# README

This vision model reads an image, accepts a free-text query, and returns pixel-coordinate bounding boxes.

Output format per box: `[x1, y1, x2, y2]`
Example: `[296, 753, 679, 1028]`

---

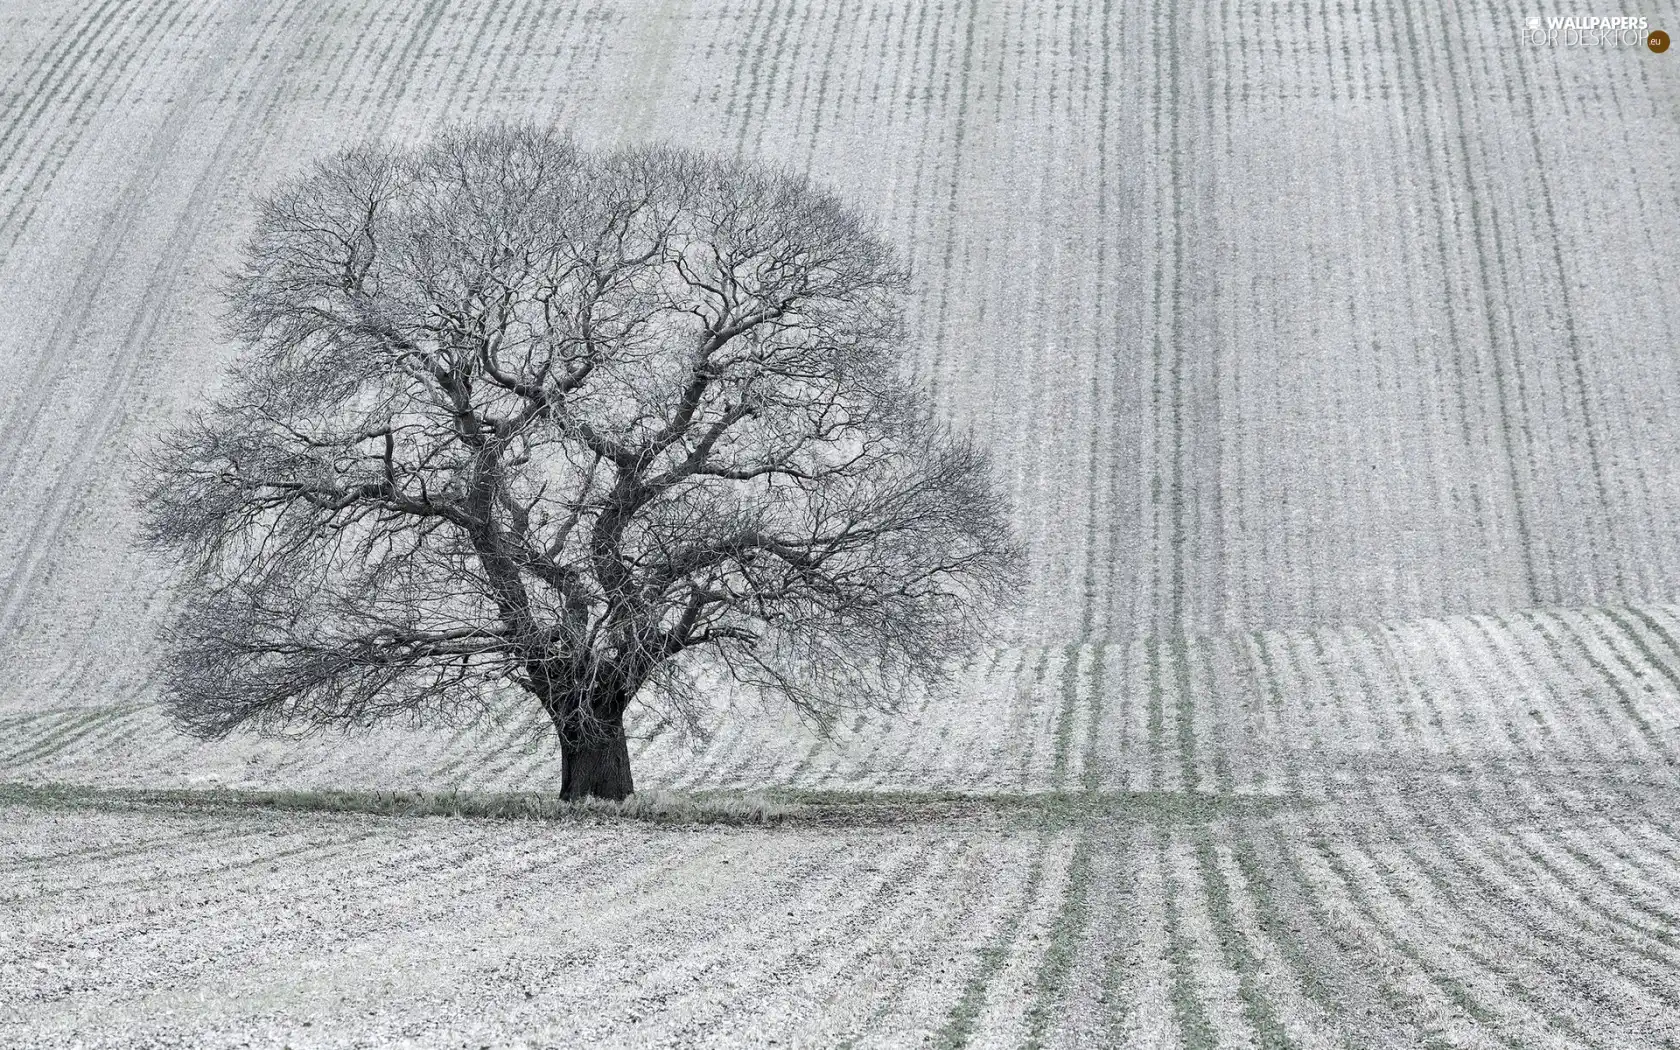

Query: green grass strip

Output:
[1309, 838, 1515, 1045]
[1228, 838, 1355, 1048]
[0, 781, 1309, 830]
[1081, 641, 1109, 792]
[0, 781, 791, 826]
[933, 850, 1047, 1049]
[1052, 642, 1084, 787]
[1171, 636, 1202, 794]
[1195, 837, 1297, 1048]
[1023, 832, 1095, 1048]
[1164, 865, 1220, 1050]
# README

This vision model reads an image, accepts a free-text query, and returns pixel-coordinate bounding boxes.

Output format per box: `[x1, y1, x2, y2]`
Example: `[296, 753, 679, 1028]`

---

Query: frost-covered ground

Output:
[6, 604, 1680, 1046]
[3, 0, 1680, 1045]
[1, 806, 1069, 1049]
[9, 603, 1680, 799]
[4, 768, 1679, 1048]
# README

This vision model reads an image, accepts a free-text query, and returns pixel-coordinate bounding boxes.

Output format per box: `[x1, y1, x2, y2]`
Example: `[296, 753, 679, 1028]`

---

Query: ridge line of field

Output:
[0, 781, 1306, 829]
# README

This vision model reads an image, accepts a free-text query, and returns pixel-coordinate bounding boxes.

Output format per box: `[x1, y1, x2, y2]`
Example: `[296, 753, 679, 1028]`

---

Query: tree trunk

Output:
[559, 716, 634, 801]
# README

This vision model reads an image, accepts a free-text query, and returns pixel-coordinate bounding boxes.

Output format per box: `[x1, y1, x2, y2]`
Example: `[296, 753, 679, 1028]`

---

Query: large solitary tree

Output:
[141, 125, 1018, 800]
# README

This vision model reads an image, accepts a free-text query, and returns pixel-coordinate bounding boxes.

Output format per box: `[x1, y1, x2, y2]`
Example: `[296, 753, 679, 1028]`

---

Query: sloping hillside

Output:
[1, 2, 1678, 726]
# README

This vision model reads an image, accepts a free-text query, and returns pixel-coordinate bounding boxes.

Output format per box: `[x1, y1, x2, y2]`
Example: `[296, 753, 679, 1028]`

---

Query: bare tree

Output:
[140, 125, 1019, 800]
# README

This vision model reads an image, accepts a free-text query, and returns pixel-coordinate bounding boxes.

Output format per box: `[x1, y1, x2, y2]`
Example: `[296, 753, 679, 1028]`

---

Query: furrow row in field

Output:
[0, 0, 337, 691]
[1, 814, 712, 1031]
[6, 782, 1680, 1047]
[3, 813, 1088, 1048]
[0, 0, 150, 194]
[1287, 609, 1680, 1046]
[7, 598, 1680, 802]
[0, 0, 240, 245]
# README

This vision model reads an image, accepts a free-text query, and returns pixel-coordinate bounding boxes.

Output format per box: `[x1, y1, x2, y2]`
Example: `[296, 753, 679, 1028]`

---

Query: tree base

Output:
[560, 728, 634, 801]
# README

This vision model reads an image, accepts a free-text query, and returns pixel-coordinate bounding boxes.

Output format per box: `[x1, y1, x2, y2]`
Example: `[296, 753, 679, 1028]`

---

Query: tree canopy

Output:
[141, 125, 1019, 798]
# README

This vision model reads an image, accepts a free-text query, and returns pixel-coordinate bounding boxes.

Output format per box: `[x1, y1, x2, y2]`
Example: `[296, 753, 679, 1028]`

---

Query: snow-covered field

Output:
[3, 0, 1680, 1045]
[7, 604, 1680, 1046]
[5, 714, 1680, 1047]
[8, 602, 1680, 799]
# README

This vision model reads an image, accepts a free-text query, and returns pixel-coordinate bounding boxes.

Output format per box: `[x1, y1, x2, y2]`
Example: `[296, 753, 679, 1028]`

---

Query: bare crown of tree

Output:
[141, 124, 1019, 799]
